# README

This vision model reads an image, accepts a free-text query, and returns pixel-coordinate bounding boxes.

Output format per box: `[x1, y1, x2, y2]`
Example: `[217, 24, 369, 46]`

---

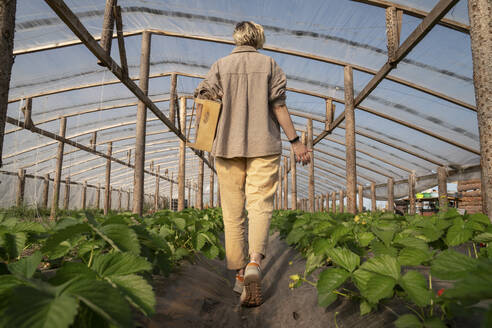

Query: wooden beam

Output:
[98, 0, 116, 64]
[113, 5, 128, 77]
[16, 168, 25, 206]
[0, 0, 16, 168]
[178, 97, 186, 211]
[170, 73, 178, 126]
[409, 172, 416, 214]
[284, 157, 289, 209]
[81, 180, 87, 209]
[170, 172, 174, 210]
[386, 6, 399, 63]
[358, 184, 364, 212]
[63, 176, 70, 210]
[307, 119, 315, 212]
[50, 117, 66, 219]
[104, 142, 112, 215]
[154, 165, 160, 212]
[325, 99, 334, 130]
[198, 156, 204, 210]
[96, 183, 101, 209]
[438, 166, 448, 211]
[279, 164, 283, 209]
[339, 190, 345, 213]
[387, 177, 394, 212]
[345, 66, 357, 214]
[43, 174, 50, 208]
[351, 0, 470, 33]
[331, 191, 336, 213]
[290, 146, 297, 210]
[132, 30, 151, 216]
[118, 188, 122, 211]
[371, 182, 376, 212]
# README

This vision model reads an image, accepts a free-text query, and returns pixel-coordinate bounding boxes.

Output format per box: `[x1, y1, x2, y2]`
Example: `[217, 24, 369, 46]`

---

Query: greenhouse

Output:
[0, 0, 490, 327]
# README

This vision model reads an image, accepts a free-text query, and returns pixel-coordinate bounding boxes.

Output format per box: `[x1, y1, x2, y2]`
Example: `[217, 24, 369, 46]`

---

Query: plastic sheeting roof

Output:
[1, 0, 480, 204]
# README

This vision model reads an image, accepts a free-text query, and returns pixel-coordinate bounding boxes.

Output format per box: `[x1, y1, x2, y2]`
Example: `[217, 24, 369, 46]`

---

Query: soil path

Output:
[142, 232, 400, 328]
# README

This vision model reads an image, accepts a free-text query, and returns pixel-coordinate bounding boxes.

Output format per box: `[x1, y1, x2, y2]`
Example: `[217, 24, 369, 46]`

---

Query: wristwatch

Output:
[289, 136, 300, 144]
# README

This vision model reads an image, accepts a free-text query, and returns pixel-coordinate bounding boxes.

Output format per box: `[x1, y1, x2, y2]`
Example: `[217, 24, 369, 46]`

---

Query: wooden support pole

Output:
[325, 99, 334, 130]
[187, 180, 191, 208]
[387, 177, 394, 212]
[109, 186, 112, 211]
[81, 180, 87, 209]
[371, 182, 377, 212]
[358, 184, 364, 212]
[279, 164, 284, 209]
[209, 154, 214, 208]
[22, 98, 33, 129]
[154, 165, 160, 212]
[320, 195, 325, 212]
[16, 169, 25, 206]
[104, 142, 112, 215]
[50, 117, 67, 219]
[326, 193, 330, 212]
[43, 174, 50, 208]
[118, 188, 122, 211]
[198, 156, 204, 210]
[344, 66, 357, 214]
[437, 166, 448, 211]
[170, 73, 177, 126]
[339, 190, 344, 213]
[98, 0, 116, 64]
[331, 191, 336, 213]
[0, 0, 16, 168]
[275, 187, 279, 210]
[283, 157, 288, 209]
[386, 6, 399, 63]
[132, 31, 151, 216]
[127, 149, 131, 165]
[217, 183, 221, 207]
[468, 0, 492, 219]
[63, 176, 70, 210]
[178, 97, 187, 211]
[409, 172, 416, 214]
[307, 119, 315, 212]
[90, 131, 97, 151]
[96, 183, 101, 209]
[170, 172, 174, 210]
[290, 146, 297, 210]
[113, 5, 128, 77]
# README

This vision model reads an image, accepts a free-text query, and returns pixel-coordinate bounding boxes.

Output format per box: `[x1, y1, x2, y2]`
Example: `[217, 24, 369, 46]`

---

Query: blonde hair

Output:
[233, 21, 265, 49]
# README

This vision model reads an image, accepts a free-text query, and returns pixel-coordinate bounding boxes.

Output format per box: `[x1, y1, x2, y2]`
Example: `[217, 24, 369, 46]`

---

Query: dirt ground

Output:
[140, 232, 404, 328]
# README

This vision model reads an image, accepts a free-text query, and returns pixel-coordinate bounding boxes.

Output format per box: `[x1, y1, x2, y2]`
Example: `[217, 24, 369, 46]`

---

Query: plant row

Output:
[271, 209, 492, 328]
[0, 208, 225, 328]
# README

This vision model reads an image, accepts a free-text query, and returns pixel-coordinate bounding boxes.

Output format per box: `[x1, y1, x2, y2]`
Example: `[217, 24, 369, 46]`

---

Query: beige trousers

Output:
[215, 154, 280, 270]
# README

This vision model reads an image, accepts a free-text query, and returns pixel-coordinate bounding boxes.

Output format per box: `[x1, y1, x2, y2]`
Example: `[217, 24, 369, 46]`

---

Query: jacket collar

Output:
[231, 45, 258, 54]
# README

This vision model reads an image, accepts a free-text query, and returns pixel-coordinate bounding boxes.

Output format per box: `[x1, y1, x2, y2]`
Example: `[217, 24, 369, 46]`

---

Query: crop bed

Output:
[271, 209, 492, 327]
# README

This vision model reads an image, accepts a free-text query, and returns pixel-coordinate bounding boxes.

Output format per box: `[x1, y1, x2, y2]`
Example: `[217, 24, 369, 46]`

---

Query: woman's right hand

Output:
[292, 141, 312, 165]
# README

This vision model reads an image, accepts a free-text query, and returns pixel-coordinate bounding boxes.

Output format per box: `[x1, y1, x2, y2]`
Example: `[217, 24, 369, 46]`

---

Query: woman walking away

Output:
[194, 21, 311, 307]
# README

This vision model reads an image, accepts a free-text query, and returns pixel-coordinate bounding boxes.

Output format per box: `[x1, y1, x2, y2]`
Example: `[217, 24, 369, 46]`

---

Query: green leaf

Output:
[423, 317, 447, 328]
[317, 289, 337, 307]
[399, 270, 432, 306]
[65, 278, 132, 328]
[398, 247, 433, 266]
[312, 238, 334, 256]
[326, 247, 360, 273]
[370, 241, 398, 257]
[446, 224, 473, 246]
[364, 274, 395, 303]
[108, 274, 155, 316]
[286, 229, 305, 245]
[359, 254, 400, 281]
[194, 232, 207, 251]
[418, 226, 443, 242]
[317, 268, 350, 295]
[431, 249, 477, 280]
[0, 286, 78, 328]
[172, 217, 186, 231]
[0, 275, 27, 295]
[202, 245, 219, 259]
[4, 232, 27, 258]
[394, 236, 429, 251]
[474, 232, 492, 243]
[443, 259, 492, 301]
[469, 213, 490, 225]
[305, 252, 325, 275]
[91, 253, 152, 278]
[357, 232, 375, 247]
[359, 300, 372, 316]
[352, 268, 374, 291]
[371, 226, 395, 247]
[331, 226, 351, 244]
[50, 262, 97, 285]
[41, 223, 90, 259]
[7, 251, 42, 279]
[100, 224, 141, 254]
[11, 221, 46, 233]
[395, 314, 422, 328]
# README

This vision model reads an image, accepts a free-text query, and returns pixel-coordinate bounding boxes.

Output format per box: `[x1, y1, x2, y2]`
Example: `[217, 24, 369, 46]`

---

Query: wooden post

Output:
[198, 156, 204, 210]
[154, 165, 160, 212]
[50, 117, 67, 219]
[81, 180, 87, 209]
[127, 190, 131, 211]
[209, 154, 214, 208]
[468, 0, 492, 219]
[290, 146, 297, 210]
[22, 98, 33, 129]
[387, 178, 394, 212]
[279, 164, 284, 209]
[113, 5, 128, 77]
[326, 193, 330, 212]
[358, 185, 364, 212]
[16, 169, 25, 207]
[132, 31, 151, 216]
[99, 0, 116, 59]
[371, 182, 377, 212]
[339, 190, 344, 213]
[109, 186, 112, 211]
[118, 189, 122, 211]
[187, 180, 191, 208]
[43, 174, 50, 208]
[0, 0, 16, 168]
[104, 142, 112, 215]
[170, 172, 174, 210]
[307, 119, 315, 212]
[331, 191, 336, 213]
[275, 187, 279, 210]
[178, 97, 187, 211]
[63, 176, 70, 210]
[325, 99, 334, 130]
[344, 66, 357, 214]
[386, 6, 399, 63]
[170, 73, 177, 126]
[96, 183, 101, 209]
[438, 166, 448, 211]
[409, 172, 416, 214]
[90, 131, 97, 150]
[217, 182, 221, 207]
[320, 195, 324, 212]
[283, 157, 288, 209]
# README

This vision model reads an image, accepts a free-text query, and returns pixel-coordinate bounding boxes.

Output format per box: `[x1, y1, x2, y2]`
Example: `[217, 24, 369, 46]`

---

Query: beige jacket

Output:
[194, 45, 287, 158]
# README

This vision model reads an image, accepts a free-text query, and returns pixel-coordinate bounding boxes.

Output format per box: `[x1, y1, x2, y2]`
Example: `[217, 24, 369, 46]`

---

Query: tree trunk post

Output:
[154, 165, 160, 212]
[50, 117, 67, 219]
[217, 183, 221, 207]
[118, 188, 122, 211]
[209, 154, 214, 208]
[409, 172, 416, 214]
[96, 183, 101, 209]
[43, 174, 50, 208]
[104, 142, 112, 215]
[387, 177, 394, 212]
[468, 0, 492, 220]
[178, 96, 186, 211]
[16, 168, 25, 207]
[132, 31, 151, 216]
[279, 164, 283, 209]
[344, 66, 357, 214]
[0, 0, 16, 168]
[339, 190, 345, 213]
[326, 193, 330, 212]
[170, 172, 174, 210]
[331, 191, 336, 213]
[198, 156, 204, 209]
[283, 157, 288, 209]
[358, 184, 364, 212]
[127, 190, 131, 211]
[81, 180, 87, 209]
[290, 146, 297, 210]
[307, 119, 315, 212]
[99, 0, 116, 59]
[170, 73, 177, 126]
[371, 182, 377, 212]
[63, 176, 70, 210]
[438, 166, 448, 211]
